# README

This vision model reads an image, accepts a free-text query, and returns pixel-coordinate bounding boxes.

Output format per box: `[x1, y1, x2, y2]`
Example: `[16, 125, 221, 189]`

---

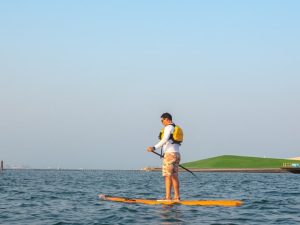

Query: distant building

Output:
[141, 167, 161, 171]
[288, 157, 300, 160]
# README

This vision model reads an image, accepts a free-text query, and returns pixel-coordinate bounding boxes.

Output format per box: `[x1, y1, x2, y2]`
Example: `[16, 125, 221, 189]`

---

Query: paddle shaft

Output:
[152, 151, 198, 178]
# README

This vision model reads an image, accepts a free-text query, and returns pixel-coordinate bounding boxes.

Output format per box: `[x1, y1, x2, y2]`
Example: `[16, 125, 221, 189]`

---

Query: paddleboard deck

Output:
[98, 194, 243, 207]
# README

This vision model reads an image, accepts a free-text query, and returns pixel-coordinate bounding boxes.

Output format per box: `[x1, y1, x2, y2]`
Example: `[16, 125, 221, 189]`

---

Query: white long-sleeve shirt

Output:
[154, 124, 180, 153]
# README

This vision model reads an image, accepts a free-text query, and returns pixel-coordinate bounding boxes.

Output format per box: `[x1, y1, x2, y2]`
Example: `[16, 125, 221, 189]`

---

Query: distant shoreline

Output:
[142, 167, 287, 173]
[181, 168, 286, 173]
[2, 168, 289, 173]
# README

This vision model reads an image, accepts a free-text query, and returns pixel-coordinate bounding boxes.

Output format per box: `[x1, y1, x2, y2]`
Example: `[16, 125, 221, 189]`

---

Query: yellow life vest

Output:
[158, 124, 183, 145]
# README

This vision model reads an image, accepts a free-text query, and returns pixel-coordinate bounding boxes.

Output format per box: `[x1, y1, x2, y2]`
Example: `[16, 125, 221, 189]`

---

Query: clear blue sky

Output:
[0, 0, 299, 169]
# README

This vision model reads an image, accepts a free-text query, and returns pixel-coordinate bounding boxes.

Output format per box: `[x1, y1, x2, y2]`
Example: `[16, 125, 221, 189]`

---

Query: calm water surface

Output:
[1, 170, 300, 224]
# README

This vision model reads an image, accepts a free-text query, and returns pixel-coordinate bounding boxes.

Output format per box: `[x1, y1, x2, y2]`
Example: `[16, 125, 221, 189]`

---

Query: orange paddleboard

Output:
[98, 194, 242, 207]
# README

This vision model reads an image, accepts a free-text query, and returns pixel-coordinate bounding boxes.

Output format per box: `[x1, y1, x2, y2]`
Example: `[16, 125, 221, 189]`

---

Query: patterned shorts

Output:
[162, 152, 181, 177]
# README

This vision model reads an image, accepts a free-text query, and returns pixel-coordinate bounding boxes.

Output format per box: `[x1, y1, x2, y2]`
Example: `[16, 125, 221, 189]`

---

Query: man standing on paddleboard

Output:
[147, 113, 182, 201]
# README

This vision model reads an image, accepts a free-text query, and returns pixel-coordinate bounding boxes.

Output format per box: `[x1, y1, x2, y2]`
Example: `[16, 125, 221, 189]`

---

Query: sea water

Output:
[1, 170, 300, 225]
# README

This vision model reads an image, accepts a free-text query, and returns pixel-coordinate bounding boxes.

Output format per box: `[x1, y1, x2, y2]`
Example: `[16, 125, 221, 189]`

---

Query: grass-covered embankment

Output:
[181, 155, 300, 169]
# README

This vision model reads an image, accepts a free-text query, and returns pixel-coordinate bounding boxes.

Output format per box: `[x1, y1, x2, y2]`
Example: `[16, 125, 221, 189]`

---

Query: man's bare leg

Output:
[165, 176, 172, 199]
[171, 175, 180, 200]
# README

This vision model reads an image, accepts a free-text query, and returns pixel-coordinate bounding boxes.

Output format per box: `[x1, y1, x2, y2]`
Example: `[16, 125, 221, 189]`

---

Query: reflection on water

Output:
[158, 205, 183, 225]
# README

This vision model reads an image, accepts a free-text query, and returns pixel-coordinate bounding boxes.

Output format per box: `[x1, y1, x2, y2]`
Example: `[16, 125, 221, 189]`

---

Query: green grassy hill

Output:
[181, 155, 300, 169]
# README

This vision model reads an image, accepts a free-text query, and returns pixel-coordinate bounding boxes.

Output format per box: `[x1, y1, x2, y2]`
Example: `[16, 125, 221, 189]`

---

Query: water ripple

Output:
[1, 170, 300, 224]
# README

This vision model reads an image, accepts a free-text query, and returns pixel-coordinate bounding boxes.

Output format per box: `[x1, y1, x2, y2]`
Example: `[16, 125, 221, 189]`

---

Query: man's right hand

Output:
[147, 147, 155, 152]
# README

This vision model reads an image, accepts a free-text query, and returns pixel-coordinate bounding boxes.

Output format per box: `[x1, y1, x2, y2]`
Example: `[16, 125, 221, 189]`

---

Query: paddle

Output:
[152, 151, 198, 178]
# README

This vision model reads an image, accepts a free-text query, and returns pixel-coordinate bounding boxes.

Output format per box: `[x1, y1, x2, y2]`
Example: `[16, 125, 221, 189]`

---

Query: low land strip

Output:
[143, 155, 300, 173]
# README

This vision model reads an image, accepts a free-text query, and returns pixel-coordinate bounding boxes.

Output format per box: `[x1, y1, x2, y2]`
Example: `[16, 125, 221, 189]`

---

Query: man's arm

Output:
[147, 125, 172, 152]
